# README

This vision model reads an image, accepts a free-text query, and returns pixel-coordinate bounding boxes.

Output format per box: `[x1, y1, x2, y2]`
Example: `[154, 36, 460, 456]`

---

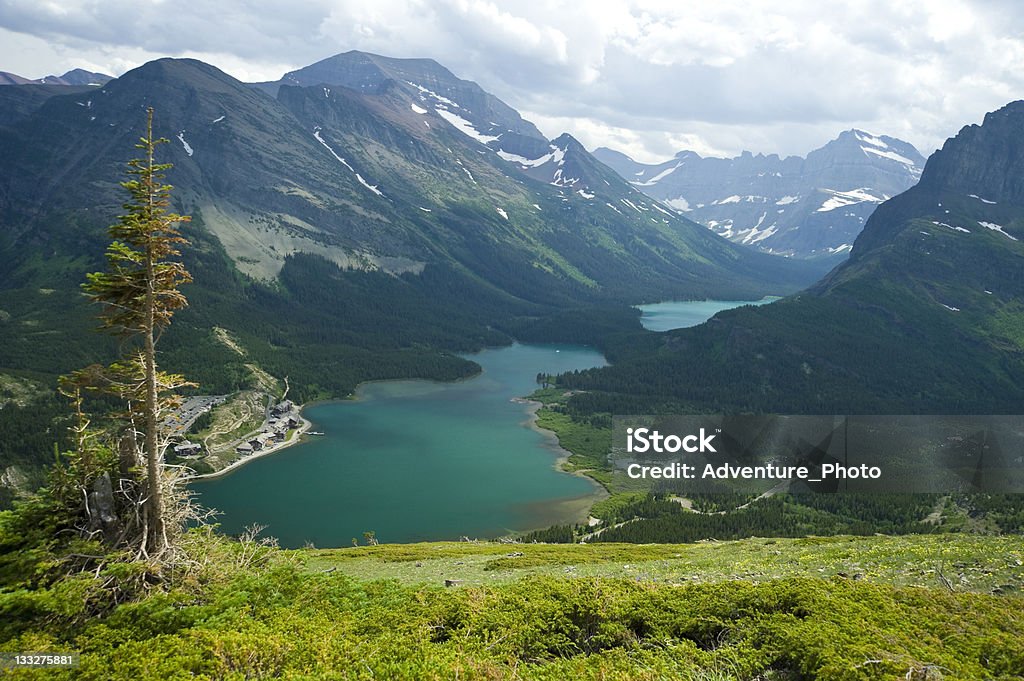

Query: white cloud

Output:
[1, 1, 1023, 161]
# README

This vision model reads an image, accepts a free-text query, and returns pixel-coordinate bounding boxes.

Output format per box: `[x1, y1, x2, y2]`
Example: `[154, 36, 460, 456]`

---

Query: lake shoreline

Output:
[191, 360, 493, 482]
[188, 343, 589, 485]
[514, 396, 610, 520]
[188, 411, 314, 482]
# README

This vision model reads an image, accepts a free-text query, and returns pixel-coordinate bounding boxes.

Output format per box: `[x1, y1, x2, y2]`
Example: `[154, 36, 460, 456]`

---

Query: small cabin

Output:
[174, 441, 203, 457]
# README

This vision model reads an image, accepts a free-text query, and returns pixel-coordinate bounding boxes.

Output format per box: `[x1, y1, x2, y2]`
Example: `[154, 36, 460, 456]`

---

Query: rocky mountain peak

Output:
[593, 129, 927, 259]
[281, 51, 458, 93]
[917, 100, 1024, 204]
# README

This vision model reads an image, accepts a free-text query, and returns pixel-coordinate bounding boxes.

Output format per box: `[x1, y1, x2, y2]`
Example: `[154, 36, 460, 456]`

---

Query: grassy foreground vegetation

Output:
[308, 534, 1024, 592]
[1, 514, 1021, 680]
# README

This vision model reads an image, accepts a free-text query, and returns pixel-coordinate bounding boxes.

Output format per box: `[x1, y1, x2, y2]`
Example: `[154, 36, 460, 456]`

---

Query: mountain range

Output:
[0, 49, 1018, 420]
[0, 68, 112, 86]
[565, 101, 1024, 414]
[594, 131, 926, 259]
[0, 51, 823, 396]
[0, 53, 820, 297]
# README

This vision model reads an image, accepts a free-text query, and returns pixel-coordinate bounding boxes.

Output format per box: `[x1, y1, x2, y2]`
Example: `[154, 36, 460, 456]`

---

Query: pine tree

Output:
[82, 107, 193, 559]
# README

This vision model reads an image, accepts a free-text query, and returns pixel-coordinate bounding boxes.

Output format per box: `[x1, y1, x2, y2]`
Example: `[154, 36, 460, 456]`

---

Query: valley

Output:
[0, 52, 825, 511]
[188, 300, 768, 547]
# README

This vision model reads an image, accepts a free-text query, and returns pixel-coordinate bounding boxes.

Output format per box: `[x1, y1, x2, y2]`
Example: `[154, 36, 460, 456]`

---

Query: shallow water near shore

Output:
[192, 343, 607, 548]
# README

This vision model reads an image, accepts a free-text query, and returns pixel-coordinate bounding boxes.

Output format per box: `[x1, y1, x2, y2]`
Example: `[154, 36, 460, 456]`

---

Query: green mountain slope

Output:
[0, 54, 822, 300]
[560, 101, 1024, 414]
[0, 55, 821, 390]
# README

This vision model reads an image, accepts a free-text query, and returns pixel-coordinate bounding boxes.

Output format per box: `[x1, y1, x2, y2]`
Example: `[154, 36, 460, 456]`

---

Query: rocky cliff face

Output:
[917, 101, 1024, 204]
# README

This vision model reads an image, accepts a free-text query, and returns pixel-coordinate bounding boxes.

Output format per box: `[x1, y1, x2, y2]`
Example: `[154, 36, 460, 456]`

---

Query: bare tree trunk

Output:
[143, 111, 167, 557]
[144, 322, 165, 554]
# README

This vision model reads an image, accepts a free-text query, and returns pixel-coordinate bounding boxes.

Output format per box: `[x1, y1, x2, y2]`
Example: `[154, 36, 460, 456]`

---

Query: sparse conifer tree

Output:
[81, 107, 194, 559]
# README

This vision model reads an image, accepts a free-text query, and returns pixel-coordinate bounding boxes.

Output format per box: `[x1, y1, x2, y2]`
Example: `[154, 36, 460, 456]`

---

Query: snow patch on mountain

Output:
[708, 219, 735, 238]
[435, 109, 499, 144]
[979, 221, 1018, 241]
[407, 82, 459, 108]
[740, 213, 776, 245]
[355, 174, 383, 197]
[313, 127, 354, 171]
[861, 146, 918, 167]
[665, 197, 691, 212]
[313, 127, 385, 197]
[816, 188, 884, 212]
[410, 103, 428, 114]
[176, 132, 193, 157]
[746, 225, 777, 244]
[633, 162, 682, 186]
[714, 195, 766, 205]
[854, 130, 888, 149]
[933, 221, 970, 233]
[498, 145, 565, 168]
[550, 167, 579, 187]
[454, 159, 476, 183]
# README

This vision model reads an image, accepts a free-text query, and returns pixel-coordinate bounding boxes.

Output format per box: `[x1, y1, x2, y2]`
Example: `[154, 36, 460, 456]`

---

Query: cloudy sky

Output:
[1, 0, 1022, 162]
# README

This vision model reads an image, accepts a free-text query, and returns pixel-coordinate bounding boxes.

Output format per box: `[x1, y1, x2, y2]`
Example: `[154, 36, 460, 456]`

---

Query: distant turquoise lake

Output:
[637, 297, 778, 331]
[192, 343, 607, 548]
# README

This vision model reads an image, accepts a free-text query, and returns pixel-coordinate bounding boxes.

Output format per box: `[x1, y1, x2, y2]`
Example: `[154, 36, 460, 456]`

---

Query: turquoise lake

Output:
[192, 343, 607, 548]
[192, 301, 771, 548]
[637, 297, 778, 331]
